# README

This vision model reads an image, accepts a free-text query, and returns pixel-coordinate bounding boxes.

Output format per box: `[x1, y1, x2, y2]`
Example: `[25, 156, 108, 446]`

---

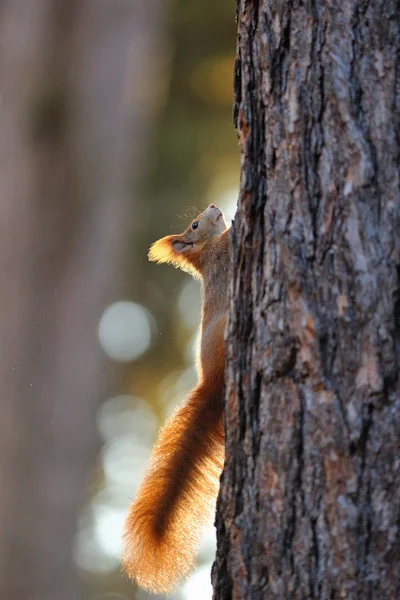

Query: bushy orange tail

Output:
[122, 382, 224, 594]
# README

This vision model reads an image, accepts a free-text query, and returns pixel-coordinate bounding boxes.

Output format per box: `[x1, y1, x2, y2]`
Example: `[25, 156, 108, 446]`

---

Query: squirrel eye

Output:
[191, 221, 199, 230]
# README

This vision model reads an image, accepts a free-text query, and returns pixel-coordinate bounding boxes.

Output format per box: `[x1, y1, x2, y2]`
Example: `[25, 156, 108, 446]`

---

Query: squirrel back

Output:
[123, 205, 230, 593]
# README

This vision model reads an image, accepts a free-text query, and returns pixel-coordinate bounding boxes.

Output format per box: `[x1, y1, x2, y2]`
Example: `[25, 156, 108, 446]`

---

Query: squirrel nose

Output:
[209, 204, 215, 209]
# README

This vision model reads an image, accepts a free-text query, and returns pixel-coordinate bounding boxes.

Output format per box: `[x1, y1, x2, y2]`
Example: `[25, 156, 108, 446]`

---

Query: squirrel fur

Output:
[122, 204, 230, 594]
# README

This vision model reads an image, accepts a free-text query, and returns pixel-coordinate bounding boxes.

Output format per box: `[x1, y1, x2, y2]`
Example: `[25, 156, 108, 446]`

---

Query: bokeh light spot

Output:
[98, 301, 153, 362]
[97, 395, 157, 445]
[182, 564, 213, 600]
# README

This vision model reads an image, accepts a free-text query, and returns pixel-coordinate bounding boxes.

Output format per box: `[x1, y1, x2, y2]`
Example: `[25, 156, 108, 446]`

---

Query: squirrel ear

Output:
[172, 239, 191, 253]
[148, 234, 200, 277]
[148, 235, 189, 264]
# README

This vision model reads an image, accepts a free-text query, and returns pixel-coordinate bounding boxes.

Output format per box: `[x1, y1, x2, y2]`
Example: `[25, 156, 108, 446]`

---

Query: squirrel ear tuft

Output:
[148, 235, 199, 277]
[148, 236, 174, 264]
[148, 235, 190, 265]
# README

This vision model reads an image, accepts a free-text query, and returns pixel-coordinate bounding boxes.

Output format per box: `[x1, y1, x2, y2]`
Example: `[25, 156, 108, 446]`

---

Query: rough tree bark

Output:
[0, 2, 166, 599]
[214, 0, 400, 599]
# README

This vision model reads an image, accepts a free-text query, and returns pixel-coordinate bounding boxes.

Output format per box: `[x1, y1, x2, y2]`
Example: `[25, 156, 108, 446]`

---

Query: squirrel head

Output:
[148, 204, 228, 277]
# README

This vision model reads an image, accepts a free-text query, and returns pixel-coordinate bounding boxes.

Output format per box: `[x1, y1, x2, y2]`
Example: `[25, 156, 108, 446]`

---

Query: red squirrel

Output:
[123, 204, 230, 594]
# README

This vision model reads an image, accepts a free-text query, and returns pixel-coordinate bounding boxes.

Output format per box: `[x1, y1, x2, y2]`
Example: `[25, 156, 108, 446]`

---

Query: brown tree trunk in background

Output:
[214, 0, 400, 598]
[0, 2, 166, 599]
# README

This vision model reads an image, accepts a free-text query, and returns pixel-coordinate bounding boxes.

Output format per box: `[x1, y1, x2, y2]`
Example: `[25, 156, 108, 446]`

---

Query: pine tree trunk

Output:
[213, 0, 400, 598]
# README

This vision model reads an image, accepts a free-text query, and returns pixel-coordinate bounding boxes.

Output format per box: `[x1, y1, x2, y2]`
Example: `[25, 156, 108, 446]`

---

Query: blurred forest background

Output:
[0, 2, 238, 600]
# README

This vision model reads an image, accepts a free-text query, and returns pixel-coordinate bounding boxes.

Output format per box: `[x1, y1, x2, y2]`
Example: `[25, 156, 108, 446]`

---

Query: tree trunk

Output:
[0, 2, 165, 599]
[214, 0, 400, 598]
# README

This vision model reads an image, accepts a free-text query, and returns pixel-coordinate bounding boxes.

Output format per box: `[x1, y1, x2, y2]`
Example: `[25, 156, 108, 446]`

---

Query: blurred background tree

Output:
[0, 1, 237, 600]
